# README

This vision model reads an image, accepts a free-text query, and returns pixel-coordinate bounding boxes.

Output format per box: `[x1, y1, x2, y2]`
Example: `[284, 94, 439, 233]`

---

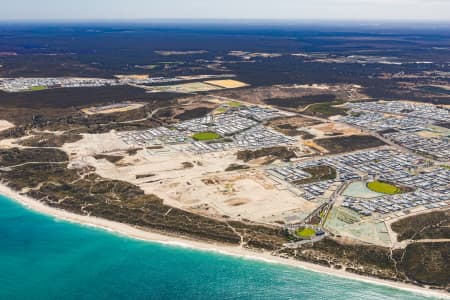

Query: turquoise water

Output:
[0, 194, 438, 300]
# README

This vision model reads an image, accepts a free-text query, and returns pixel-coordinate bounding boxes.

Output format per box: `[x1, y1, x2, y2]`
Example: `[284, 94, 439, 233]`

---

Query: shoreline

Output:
[0, 183, 448, 299]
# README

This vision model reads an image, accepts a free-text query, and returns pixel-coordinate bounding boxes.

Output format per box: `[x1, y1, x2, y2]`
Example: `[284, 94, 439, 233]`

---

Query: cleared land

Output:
[308, 122, 362, 138]
[324, 207, 391, 247]
[94, 154, 124, 164]
[60, 135, 318, 224]
[205, 80, 248, 89]
[81, 102, 145, 115]
[147, 82, 222, 93]
[147, 80, 248, 94]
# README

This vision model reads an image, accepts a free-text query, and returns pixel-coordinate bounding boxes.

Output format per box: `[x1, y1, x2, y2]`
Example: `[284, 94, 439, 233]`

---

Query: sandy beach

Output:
[0, 183, 448, 299]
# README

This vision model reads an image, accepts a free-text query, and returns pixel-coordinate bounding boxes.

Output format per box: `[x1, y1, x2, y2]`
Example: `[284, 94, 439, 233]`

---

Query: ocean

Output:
[0, 194, 438, 300]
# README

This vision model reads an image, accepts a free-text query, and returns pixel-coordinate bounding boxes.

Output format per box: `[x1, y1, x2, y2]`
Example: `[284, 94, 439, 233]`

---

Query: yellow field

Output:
[205, 79, 248, 89]
[417, 130, 441, 138]
[115, 74, 149, 80]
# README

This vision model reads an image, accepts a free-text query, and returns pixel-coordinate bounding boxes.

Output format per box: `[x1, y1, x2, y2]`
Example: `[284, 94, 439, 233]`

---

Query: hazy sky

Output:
[2, 0, 450, 21]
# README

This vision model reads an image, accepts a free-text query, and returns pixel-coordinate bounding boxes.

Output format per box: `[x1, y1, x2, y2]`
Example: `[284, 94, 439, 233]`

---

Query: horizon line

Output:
[1, 18, 450, 25]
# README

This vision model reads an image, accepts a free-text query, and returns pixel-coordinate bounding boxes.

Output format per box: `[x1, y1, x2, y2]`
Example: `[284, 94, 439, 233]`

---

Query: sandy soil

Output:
[63, 134, 318, 224]
[115, 74, 150, 80]
[304, 140, 328, 153]
[417, 130, 443, 138]
[147, 169, 317, 223]
[0, 183, 447, 300]
[0, 120, 14, 132]
[63, 132, 129, 158]
[81, 103, 145, 115]
[205, 79, 248, 89]
[0, 137, 18, 148]
[309, 122, 362, 138]
[147, 82, 222, 93]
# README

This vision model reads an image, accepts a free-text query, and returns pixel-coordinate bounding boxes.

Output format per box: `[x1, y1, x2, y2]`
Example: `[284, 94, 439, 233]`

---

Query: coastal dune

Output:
[0, 183, 448, 300]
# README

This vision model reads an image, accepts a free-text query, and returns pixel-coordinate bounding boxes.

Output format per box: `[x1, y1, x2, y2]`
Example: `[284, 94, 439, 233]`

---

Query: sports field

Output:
[296, 227, 316, 238]
[191, 132, 222, 141]
[30, 86, 48, 91]
[367, 181, 401, 195]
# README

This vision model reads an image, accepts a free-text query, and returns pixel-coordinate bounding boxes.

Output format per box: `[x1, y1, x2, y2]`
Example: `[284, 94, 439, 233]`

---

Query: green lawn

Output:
[215, 107, 228, 114]
[227, 101, 242, 108]
[367, 181, 401, 195]
[296, 227, 316, 238]
[29, 86, 48, 91]
[191, 132, 222, 141]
